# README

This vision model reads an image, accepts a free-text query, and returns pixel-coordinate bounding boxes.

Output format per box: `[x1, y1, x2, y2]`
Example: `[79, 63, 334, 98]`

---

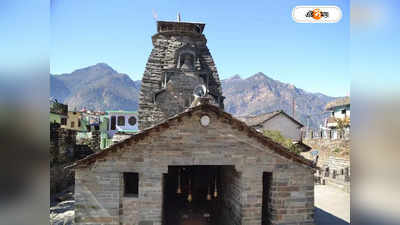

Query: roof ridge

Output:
[66, 104, 313, 169]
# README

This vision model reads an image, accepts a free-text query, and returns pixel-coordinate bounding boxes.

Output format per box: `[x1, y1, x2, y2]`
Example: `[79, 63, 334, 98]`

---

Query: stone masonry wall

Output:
[139, 27, 224, 130]
[74, 109, 315, 225]
[220, 166, 242, 225]
[302, 138, 350, 167]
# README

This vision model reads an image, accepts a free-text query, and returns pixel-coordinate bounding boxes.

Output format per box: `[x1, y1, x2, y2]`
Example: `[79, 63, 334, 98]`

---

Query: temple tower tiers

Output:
[138, 20, 225, 130]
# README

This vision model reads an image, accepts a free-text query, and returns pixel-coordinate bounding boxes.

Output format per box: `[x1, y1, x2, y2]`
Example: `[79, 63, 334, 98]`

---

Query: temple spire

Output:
[177, 12, 181, 22]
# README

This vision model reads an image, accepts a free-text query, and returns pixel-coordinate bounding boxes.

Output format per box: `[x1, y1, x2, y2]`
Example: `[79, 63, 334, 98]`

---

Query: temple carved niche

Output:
[139, 20, 225, 130]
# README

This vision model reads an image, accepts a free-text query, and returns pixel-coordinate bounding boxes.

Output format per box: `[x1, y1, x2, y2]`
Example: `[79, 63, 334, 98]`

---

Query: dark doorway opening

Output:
[262, 172, 273, 225]
[162, 165, 241, 225]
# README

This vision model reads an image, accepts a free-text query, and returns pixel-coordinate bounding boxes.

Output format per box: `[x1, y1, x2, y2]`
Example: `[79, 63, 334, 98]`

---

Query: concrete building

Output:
[61, 111, 84, 131]
[324, 97, 350, 129]
[49, 99, 68, 125]
[240, 110, 304, 142]
[320, 97, 350, 139]
[105, 110, 139, 136]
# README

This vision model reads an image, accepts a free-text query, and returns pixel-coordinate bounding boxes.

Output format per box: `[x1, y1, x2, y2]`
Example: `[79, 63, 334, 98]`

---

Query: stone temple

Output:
[138, 20, 224, 130]
[69, 19, 315, 225]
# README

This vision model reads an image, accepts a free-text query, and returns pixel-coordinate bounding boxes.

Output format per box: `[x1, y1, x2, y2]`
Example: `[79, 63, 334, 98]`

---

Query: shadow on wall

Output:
[315, 208, 349, 225]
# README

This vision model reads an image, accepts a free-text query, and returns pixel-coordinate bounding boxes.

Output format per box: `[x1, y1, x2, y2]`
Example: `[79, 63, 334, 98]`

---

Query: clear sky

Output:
[50, 0, 349, 97]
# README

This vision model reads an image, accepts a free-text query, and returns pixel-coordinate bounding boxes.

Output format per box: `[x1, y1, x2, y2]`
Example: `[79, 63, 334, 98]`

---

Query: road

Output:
[314, 185, 350, 225]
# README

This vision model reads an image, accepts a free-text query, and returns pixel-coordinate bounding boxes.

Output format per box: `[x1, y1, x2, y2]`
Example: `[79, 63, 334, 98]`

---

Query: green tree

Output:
[263, 130, 301, 154]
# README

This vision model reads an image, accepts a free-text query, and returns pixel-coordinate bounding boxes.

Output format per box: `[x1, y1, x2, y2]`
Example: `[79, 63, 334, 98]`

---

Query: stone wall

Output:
[138, 23, 224, 130]
[220, 166, 242, 225]
[302, 138, 350, 167]
[74, 109, 314, 225]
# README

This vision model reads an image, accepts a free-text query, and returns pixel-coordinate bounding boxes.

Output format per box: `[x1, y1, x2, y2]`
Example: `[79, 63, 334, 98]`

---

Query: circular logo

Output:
[312, 8, 322, 20]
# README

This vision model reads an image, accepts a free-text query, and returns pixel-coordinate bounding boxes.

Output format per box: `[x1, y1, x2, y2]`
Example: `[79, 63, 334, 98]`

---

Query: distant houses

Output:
[320, 96, 350, 139]
[239, 110, 311, 152]
[239, 110, 304, 141]
[49, 99, 138, 151]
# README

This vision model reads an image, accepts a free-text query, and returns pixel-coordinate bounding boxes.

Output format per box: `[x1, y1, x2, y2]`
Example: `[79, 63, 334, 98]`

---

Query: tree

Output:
[263, 130, 301, 154]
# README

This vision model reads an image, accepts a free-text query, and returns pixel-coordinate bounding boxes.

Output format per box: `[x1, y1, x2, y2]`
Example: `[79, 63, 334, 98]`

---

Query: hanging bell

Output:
[187, 193, 193, 203]
[176, 174, 182, 194]
[187, 179, 192, 203]
[213, 177, 218, 198]
[206, 185, 212, 201]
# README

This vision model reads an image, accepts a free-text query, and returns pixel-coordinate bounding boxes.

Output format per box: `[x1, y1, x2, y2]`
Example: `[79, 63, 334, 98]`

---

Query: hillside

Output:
[50, 64, 340, 128]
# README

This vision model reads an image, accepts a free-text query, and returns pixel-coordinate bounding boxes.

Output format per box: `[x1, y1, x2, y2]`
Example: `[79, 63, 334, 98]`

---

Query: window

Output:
[111, 116, 116, 130]
[78, 120, 81, 127]
[123, 172, 139, 197]
[71, 121, 75, 128]
[341, 109, 346, 114]
[128, 116, 137, 126]
[61, 118, 67, 125]
[118, 116, 125, 126]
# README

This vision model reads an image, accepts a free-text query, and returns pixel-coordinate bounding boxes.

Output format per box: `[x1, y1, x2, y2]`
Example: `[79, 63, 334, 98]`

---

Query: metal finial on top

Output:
[177, 12, 181, 22]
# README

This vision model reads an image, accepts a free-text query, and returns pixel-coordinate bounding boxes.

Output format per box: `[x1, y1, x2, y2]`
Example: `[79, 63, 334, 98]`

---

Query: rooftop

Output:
[240, 110, 304, 127]
[325, 97, 350, 110]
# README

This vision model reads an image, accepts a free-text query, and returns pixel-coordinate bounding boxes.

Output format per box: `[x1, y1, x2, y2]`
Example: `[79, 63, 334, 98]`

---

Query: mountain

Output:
[50, 64, 340, 128]
[222, 72, 339, 128]
[50, 63, 141, 111]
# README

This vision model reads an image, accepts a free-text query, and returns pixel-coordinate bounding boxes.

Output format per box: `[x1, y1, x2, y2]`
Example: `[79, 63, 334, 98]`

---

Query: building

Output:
[105, 111, 139, 136]
[61, 111, 84, 131]
[68, 19, 315, 225]
[321, 97, 350, 139]
[138, 20, 225, 130]
[68, 103, 315, 225]
[240, 110, 304, 141]
[49, 99, 68, 125]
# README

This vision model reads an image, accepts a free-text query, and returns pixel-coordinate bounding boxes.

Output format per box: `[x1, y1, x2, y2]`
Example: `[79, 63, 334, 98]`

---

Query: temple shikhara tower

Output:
[138, 18, 225, 130]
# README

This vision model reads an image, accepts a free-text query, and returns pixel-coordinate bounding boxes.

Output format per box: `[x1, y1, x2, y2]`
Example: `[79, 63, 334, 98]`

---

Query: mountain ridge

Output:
[50, 63, 341, 128]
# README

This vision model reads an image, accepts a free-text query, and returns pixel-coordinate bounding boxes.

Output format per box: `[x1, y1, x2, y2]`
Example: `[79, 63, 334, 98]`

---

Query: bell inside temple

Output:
[163, 165, 236, 225]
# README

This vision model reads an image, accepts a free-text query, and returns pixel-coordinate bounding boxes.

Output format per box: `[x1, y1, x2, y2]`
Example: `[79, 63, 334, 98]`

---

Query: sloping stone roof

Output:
[325, 96, 350, 110]
[66, 104, 314, 169]
[241, 110, 304, 127]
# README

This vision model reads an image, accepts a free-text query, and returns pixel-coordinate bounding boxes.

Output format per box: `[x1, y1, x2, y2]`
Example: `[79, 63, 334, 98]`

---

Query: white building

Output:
[105, 111, 139, 138]
[239, 110, 304, 141]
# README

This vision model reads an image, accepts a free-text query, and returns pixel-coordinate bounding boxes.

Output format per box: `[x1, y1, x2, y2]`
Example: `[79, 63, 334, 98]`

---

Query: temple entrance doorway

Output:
[162, 165, 241, 225]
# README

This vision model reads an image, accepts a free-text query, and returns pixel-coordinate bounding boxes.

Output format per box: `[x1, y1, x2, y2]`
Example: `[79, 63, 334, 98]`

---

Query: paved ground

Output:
[314, 185, 350, 225]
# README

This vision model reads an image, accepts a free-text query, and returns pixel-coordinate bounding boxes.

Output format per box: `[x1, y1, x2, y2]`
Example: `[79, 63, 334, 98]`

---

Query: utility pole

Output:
[292, 96, 295, 118]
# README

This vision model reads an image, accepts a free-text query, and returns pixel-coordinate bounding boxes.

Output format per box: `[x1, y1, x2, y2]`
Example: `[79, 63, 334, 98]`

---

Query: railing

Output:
[303, 128, 350, 140]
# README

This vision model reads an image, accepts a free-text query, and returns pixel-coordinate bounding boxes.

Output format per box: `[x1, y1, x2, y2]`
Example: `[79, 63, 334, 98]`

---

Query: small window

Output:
[78, 120, 81, 127]
[124, 172, 139, 197]
[71, 121, 75, 128]
[111, 116, 116, 130]
[128, 116, 137, 126]
[341, 109, 346, 114]
[118, 116, 125, 126]
[61, 118, 67, 125]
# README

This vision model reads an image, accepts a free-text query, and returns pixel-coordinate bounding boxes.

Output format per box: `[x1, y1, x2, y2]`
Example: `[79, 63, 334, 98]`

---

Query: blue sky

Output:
[50, 0, 349, 97]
